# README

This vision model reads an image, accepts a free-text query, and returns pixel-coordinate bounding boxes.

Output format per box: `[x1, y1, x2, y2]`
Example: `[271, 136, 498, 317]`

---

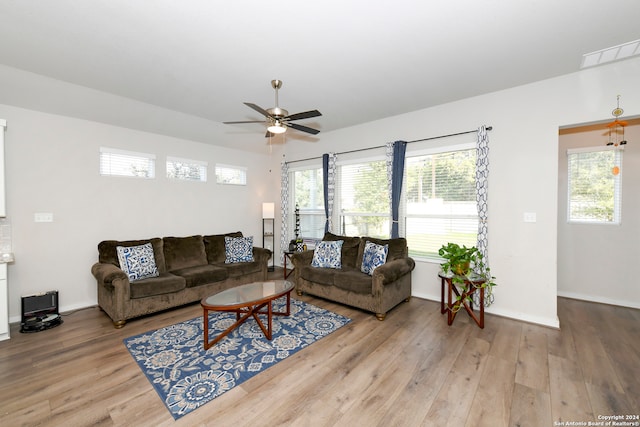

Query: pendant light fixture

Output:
[606, 95, 628, 147]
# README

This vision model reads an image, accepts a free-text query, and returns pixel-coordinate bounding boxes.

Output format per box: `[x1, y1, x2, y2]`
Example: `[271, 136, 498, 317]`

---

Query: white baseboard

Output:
[412, 291, 560, 329]
[9, 301, 97, 324]
[557, 291, 640, 310]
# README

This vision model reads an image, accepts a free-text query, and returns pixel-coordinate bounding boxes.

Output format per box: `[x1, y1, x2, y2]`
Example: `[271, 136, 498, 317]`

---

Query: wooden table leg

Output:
[479, 286, 484, 328]
[283, 253, 288, 279]
[447, 278, 455, 325]
[203, 306, 209, 348]
[203, 290, 295, 350]
[204, 306, 257, 350]
[440, 277, 445, 314]
[284, 252, 295, 279]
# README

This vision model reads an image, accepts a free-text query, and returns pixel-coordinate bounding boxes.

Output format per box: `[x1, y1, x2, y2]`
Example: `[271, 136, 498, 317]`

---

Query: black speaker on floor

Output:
[20, 290, 63, 333]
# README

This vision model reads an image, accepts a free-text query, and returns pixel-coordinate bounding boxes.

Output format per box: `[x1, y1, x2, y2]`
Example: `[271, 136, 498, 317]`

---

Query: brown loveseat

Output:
[91, 232, 271, 328]
[292, 232, 415, 320]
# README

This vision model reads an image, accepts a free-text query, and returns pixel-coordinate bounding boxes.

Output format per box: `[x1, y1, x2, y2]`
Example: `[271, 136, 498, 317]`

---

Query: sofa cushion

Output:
[323, 232, 361, 268]
[333, 268, 373, 294]
[204, 231, 243, 263]
[299, 265, 336, 286]
[116, 243, 160, 282]
[224, 236, 255, 263]
[220, 261, 263, 278]
[163, 235, 207, 271]
[357, 236, 408, 264]
[311, 240, 343, 269]
[98, 238, 166, 272]
[360, 241, 389, 276]
[129, 272, 186, 299]
[170, 264, 228, 288]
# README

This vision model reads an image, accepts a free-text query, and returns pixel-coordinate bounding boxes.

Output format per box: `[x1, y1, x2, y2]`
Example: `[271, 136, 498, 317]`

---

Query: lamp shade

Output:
[262, 202, 275, 219]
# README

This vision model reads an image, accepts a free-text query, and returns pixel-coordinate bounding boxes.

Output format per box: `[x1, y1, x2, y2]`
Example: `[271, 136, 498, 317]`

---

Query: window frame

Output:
[166, 156, 208, 182]
[99, 147, 156, 179]
[335, 155, 390, 239]
[402, 142, 478, 260]
[215, 163, 247, 186]
[566, 146, 622, 225]
[286, 141, 481, 261]
[289, 164, 325, 240]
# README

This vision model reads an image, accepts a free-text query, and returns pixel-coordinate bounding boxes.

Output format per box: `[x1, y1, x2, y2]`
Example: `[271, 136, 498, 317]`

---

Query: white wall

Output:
[0, 104, 279, 321]
[276, 56, 640, 328]
[2, 56, 639, 329]
[558, 122, 640, 308]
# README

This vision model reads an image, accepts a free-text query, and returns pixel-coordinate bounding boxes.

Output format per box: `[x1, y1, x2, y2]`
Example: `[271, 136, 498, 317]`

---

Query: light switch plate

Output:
[523, 212, 537, 223]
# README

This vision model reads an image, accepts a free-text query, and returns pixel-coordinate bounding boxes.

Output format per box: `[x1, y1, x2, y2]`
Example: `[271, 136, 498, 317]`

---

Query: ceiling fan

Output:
[223, 80, 322, 137]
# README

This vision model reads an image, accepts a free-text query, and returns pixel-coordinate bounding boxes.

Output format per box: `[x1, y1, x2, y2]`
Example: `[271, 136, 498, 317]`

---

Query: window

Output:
[338, 159, 390, 238]
[167, 156, 207, 182]
[403, 147, 478, 258]
[291, 167, 325, 239]
[286, 144, 479, 257]
[215, 164, 247, 185]
[567, 147, 622, 224]
[99, 147, 155, 178]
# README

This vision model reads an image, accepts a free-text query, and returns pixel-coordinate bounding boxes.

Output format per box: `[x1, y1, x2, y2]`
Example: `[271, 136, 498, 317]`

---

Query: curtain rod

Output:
[284, 126, 492, 164]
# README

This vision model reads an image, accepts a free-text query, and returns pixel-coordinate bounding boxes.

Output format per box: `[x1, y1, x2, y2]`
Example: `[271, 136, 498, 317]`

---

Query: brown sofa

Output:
[292, 232, 415, 320]
[91, 232, 271, 328]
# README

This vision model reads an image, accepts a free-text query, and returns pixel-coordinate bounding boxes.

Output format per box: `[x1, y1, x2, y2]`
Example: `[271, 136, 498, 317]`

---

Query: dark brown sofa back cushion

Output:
[98, 238, 166, 272]
[163, 235, 207, 271]
[203, 231, 243, 263]
[357, 236, 409, 265]
[323, 232, 362, 269]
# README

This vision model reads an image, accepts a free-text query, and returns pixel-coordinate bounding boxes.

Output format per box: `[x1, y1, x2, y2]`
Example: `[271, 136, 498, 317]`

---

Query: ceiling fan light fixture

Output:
[267, 121, 286, 134]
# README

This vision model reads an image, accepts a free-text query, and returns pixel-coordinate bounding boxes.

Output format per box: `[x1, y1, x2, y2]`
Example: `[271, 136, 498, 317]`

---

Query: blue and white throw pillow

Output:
[116, 243, 159, 282]
[311, 240, 344, 269]
[224, 236, 255, 263]
[361, 241, 389, 276]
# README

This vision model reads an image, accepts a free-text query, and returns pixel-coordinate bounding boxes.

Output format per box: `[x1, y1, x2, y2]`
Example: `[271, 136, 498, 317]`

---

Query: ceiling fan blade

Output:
[223, 120, 266, 124]
[285, 110, 322, 121]
[244, 102, 274, 118]
[287, 122, 320, 135]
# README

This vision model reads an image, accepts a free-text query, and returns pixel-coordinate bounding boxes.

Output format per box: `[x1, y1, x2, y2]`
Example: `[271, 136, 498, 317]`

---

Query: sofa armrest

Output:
[372, 257, 416, 285]
[91, 262, 128, 286]
[252, 246, 272, 264]
[291, 250, 314, 267]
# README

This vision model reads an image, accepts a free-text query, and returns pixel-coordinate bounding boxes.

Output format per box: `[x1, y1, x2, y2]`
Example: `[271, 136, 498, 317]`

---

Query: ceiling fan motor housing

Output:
[267, 107, 288, 118]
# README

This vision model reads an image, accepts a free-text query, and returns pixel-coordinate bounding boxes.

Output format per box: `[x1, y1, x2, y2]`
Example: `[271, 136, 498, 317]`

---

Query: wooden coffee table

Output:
[200, 280, 294, 350]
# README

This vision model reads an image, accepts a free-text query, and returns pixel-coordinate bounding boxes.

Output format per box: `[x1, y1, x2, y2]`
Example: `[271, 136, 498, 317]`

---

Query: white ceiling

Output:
[0, 0, 639, 152]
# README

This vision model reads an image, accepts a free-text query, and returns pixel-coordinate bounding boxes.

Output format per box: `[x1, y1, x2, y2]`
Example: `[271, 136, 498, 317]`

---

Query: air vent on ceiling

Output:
[581, 39, 640, 68]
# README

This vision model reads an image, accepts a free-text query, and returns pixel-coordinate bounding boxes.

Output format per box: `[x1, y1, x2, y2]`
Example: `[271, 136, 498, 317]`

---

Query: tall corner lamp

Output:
[262, 202, 275, 272]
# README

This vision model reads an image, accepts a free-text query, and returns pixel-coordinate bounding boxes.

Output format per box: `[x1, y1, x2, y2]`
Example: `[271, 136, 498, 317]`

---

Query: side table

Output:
[439, 271, 486, 328]
[283, 251, 295, 279]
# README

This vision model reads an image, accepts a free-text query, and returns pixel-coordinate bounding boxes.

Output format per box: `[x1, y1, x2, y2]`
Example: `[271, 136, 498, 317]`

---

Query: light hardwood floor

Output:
[1, 269, 638, 426]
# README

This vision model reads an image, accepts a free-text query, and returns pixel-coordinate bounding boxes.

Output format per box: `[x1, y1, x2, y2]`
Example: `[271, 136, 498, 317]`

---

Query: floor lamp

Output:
[262, 202, 275, 272]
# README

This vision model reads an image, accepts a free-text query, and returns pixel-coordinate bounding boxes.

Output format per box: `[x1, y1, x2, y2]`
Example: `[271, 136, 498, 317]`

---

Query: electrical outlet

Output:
[523, 212, 537, 223]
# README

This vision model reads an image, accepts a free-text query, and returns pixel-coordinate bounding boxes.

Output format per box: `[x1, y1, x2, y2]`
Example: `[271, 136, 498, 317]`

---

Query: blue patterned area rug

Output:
[123, 298, 351, 420]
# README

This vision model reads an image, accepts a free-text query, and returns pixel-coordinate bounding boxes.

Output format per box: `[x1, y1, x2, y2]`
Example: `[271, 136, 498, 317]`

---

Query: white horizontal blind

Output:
[166, 156, 207, 182]
[338, 159, 390, 238]
[403, 148, 478, 258]
[567, 147, 622, 224]
[99, 147, 155, 178]
[215, 164, 247, 185]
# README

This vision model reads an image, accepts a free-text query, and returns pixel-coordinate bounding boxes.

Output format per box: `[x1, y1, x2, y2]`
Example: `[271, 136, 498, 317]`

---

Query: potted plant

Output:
[438, 242, 496, 306]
